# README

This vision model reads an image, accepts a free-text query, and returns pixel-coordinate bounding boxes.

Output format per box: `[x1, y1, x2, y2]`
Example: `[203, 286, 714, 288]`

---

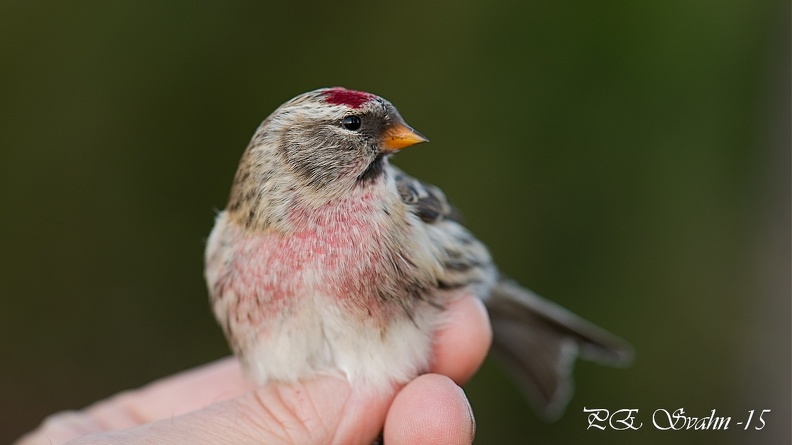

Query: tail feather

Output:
[485, 278, 633, 420]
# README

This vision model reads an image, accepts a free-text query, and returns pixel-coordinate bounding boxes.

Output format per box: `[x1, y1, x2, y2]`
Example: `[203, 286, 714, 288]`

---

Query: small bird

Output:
[205, 87, 632, 420]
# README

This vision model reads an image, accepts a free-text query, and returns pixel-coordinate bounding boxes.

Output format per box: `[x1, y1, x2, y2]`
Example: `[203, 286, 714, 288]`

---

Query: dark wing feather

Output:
[390, 165, 633, 421]
[486, 279, 634, 420]
[391, 167, 463, 224]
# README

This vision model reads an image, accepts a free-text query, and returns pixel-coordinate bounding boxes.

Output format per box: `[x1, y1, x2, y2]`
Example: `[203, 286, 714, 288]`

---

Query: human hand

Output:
[15, 296, 492, 445]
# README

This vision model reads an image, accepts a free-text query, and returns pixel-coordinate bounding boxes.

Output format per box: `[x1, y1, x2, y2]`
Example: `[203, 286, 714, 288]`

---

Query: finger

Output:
[15, 357, 253, 445]
[384, 374, 475, 445]
[21, 376, 392, 445]
[432, 295, 493, 385]
[107, 357, 253, 421]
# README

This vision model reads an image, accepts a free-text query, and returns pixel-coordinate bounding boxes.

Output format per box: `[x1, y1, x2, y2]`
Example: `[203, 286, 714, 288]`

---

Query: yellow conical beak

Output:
[380, 122, 428, 153]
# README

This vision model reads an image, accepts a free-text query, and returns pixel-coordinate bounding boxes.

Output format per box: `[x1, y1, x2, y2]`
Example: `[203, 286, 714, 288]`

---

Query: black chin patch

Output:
[356, 154, 386, 184]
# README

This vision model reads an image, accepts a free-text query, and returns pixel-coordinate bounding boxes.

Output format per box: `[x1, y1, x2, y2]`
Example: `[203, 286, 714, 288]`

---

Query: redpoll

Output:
[205, 87, 632, 420]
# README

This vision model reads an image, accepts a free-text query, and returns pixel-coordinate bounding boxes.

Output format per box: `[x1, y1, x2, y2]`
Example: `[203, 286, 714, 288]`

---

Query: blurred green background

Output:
[1, 1, 788, 444]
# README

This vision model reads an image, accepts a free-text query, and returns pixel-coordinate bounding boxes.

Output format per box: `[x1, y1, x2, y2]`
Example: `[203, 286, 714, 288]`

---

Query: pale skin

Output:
[15, 296, 492, 445]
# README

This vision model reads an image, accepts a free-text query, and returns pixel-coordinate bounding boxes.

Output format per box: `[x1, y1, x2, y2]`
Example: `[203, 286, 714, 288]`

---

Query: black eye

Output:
[341, 115, 362, 131]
